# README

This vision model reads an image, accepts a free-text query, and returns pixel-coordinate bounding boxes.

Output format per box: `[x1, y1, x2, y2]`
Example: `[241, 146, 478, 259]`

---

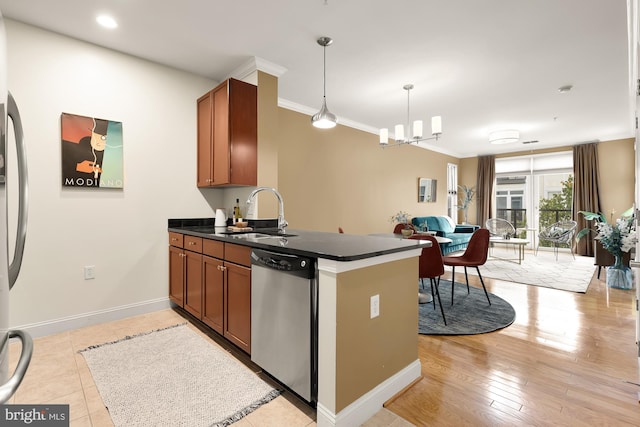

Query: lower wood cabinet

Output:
[223, 260, 251, 353]
[183, 250, 203, 318]
[168, 244, 184, 306]
[169, 233, 251, 354]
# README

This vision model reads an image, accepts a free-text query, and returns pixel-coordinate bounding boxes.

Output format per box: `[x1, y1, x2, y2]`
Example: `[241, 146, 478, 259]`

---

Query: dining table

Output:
[368, 232, 453, 304]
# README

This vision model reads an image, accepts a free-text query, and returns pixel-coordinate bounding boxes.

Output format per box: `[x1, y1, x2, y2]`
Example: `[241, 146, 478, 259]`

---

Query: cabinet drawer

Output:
[203, 239, 224, 258]
[168, 232, 184, 248]
[225, 243, 251, 267]
[184, 236, 203, 253]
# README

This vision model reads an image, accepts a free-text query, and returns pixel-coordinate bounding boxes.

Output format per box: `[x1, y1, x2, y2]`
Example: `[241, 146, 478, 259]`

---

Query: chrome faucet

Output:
[246, 187, 288, 233]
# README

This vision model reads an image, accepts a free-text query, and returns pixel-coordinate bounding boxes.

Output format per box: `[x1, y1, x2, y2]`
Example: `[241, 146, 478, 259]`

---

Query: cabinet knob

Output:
[188, 241, 196, 245]
[171, 238, 178, 242]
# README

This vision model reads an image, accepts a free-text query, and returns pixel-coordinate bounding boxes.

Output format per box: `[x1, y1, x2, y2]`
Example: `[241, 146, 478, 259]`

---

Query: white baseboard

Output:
[13, 297, 172, 338]
[317, 359, 421, 427]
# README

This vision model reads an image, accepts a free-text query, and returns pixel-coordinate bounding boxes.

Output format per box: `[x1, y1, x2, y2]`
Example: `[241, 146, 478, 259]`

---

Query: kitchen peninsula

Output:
[168, 218, 427, 427]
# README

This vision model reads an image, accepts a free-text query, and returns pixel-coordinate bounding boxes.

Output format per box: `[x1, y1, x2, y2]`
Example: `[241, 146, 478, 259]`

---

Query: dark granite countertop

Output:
[168, 218, 430, 262]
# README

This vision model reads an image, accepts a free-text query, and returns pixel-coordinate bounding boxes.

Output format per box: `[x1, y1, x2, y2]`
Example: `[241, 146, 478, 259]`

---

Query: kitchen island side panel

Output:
[334, 257, 419, 412]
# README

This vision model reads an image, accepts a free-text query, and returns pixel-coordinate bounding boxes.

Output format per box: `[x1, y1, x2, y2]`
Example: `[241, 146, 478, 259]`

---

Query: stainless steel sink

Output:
[233, 232, 297, 240]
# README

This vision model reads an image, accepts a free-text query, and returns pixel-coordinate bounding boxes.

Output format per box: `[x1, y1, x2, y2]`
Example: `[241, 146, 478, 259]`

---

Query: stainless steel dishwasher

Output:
[250, 249, 318, 404]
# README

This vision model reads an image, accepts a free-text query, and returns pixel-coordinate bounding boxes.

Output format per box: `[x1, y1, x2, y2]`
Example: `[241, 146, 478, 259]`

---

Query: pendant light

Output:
[311, 36, 337, 129]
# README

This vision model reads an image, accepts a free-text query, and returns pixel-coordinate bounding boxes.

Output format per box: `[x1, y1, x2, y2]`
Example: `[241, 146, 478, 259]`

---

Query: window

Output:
[495, 152, 573, 248]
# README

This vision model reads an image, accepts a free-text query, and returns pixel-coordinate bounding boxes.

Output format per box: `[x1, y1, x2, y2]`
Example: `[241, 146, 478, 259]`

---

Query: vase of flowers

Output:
[577, 210, 636, 289]
[391, 211, 413, 237]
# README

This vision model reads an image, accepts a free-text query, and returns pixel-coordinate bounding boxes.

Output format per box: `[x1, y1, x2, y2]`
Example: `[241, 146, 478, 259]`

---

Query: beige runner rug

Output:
[79, 323, 280, 427]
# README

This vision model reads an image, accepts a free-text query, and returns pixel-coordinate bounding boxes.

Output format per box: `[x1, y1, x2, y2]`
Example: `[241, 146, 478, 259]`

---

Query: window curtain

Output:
[573, 143, 602, 256]
[476, 155, 495, 228]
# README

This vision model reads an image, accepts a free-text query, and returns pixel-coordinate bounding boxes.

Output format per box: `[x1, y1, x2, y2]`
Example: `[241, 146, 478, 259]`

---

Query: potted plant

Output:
[576, 208, 636, 289]
[458, 185, 476, 224]
[390, 211, 414, 237]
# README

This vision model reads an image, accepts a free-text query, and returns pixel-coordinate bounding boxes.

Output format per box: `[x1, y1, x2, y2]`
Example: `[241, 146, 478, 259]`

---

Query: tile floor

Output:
[8, 308, 412, 426]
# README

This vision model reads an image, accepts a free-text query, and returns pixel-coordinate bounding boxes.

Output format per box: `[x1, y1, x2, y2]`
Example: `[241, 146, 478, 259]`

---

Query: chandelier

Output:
[379, 84, 442, 147]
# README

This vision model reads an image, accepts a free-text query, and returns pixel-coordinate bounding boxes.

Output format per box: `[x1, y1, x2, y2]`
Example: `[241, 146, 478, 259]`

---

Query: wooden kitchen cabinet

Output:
[197, 78, 257, 187]
[202, 256, 224, 334]
[223, 245, 252, 354]
[168, 233, 203, 319]
[170, 233, 252, 354]
[183, 248, 203, 318]
[203, 242, 252, 354]
[168, 245, 184, 306]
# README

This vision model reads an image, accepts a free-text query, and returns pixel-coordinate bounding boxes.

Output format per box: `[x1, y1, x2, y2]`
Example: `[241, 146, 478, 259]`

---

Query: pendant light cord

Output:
[323, 43, 327, 100]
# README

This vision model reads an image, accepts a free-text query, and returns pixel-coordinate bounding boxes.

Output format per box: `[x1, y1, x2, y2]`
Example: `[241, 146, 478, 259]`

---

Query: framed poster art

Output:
[61, 113, 123, 188]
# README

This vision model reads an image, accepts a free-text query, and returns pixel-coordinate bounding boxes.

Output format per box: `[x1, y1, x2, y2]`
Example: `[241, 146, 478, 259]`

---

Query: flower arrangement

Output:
[577, 209, 637, 258]
[390, 211, 411, 229]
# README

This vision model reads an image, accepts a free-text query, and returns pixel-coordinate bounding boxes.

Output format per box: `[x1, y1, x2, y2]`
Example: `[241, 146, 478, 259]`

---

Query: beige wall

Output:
[256, 71, 280, 217]
[275, 108, 459, 234]
[271, 100, 635, 232]
[597, 138, 635, 218]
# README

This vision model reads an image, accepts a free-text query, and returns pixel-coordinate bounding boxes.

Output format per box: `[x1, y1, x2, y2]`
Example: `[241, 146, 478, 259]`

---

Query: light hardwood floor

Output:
[8, 256, 640, 426]
[387, 265, 640, 426]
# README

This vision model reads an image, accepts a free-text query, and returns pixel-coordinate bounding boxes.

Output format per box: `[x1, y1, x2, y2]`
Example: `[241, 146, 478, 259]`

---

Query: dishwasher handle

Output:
[251, 249, 315, 279]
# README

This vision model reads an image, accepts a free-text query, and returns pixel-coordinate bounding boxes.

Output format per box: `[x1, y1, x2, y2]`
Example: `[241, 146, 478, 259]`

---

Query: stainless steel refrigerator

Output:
[0, 10, 31, 404]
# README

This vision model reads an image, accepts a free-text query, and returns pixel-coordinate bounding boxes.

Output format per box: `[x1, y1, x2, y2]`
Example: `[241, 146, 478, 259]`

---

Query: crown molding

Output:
[228, 56, 288, 81]
[278, 98, 463, 158]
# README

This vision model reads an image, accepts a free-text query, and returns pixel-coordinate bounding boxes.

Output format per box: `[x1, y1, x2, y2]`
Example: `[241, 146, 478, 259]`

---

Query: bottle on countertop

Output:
[233, 198, 242, 224]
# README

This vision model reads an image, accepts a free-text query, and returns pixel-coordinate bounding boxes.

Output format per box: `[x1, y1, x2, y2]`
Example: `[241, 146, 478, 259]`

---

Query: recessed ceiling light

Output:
[558, 85, 573, 93]
[96, 15, 118, 29]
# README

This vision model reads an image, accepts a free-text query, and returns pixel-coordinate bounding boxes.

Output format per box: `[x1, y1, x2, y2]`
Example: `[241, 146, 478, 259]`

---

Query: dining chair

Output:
[442, 228, 491, 305]
[409, 236, 447, 325]
[409, 235, 447, 325]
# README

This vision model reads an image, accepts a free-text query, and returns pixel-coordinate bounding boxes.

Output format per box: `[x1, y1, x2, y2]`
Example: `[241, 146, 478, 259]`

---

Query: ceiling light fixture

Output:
[311, 36, 337, 129]
[558, 84, 573, 93]
[96, 14, 118, 29]
[489, 129, 520, 144]
[379, 84, 442, 147]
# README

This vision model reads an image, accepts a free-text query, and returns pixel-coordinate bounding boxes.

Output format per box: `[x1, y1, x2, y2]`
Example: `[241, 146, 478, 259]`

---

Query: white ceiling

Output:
[0, 0, 632, 158]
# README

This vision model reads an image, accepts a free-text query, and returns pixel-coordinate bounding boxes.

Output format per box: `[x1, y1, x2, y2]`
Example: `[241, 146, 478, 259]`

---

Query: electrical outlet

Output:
[84, 265, 95, 280]
[370, 294, 380, 319]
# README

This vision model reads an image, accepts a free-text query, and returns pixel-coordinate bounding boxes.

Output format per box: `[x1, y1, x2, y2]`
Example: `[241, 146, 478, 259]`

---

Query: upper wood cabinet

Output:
[197, 78, 257, 187]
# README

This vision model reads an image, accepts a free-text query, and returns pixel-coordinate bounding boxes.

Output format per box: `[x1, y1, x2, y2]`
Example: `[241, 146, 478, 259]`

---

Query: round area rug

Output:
[418, 279, 516, 335]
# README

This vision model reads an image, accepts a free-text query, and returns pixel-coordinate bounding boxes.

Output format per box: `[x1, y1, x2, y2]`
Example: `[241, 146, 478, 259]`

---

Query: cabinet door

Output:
[197, 92, 213, 187]
[202, 255, 224, 334]
[227, 79, 257, 186]
[183, 250, 203, 318]
[168, 246, 184, 307]
[212, 83, 230, 185]
[224, 262, 251, 354]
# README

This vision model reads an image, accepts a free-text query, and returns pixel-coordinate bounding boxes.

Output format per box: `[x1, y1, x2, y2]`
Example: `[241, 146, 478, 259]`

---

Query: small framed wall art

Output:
[61, 113, 123, 188]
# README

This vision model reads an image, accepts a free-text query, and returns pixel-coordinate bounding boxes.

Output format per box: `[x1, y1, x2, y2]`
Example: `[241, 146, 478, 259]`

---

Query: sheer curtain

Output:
[573, 143, 602, 256]
[477, 155, 495, 228]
